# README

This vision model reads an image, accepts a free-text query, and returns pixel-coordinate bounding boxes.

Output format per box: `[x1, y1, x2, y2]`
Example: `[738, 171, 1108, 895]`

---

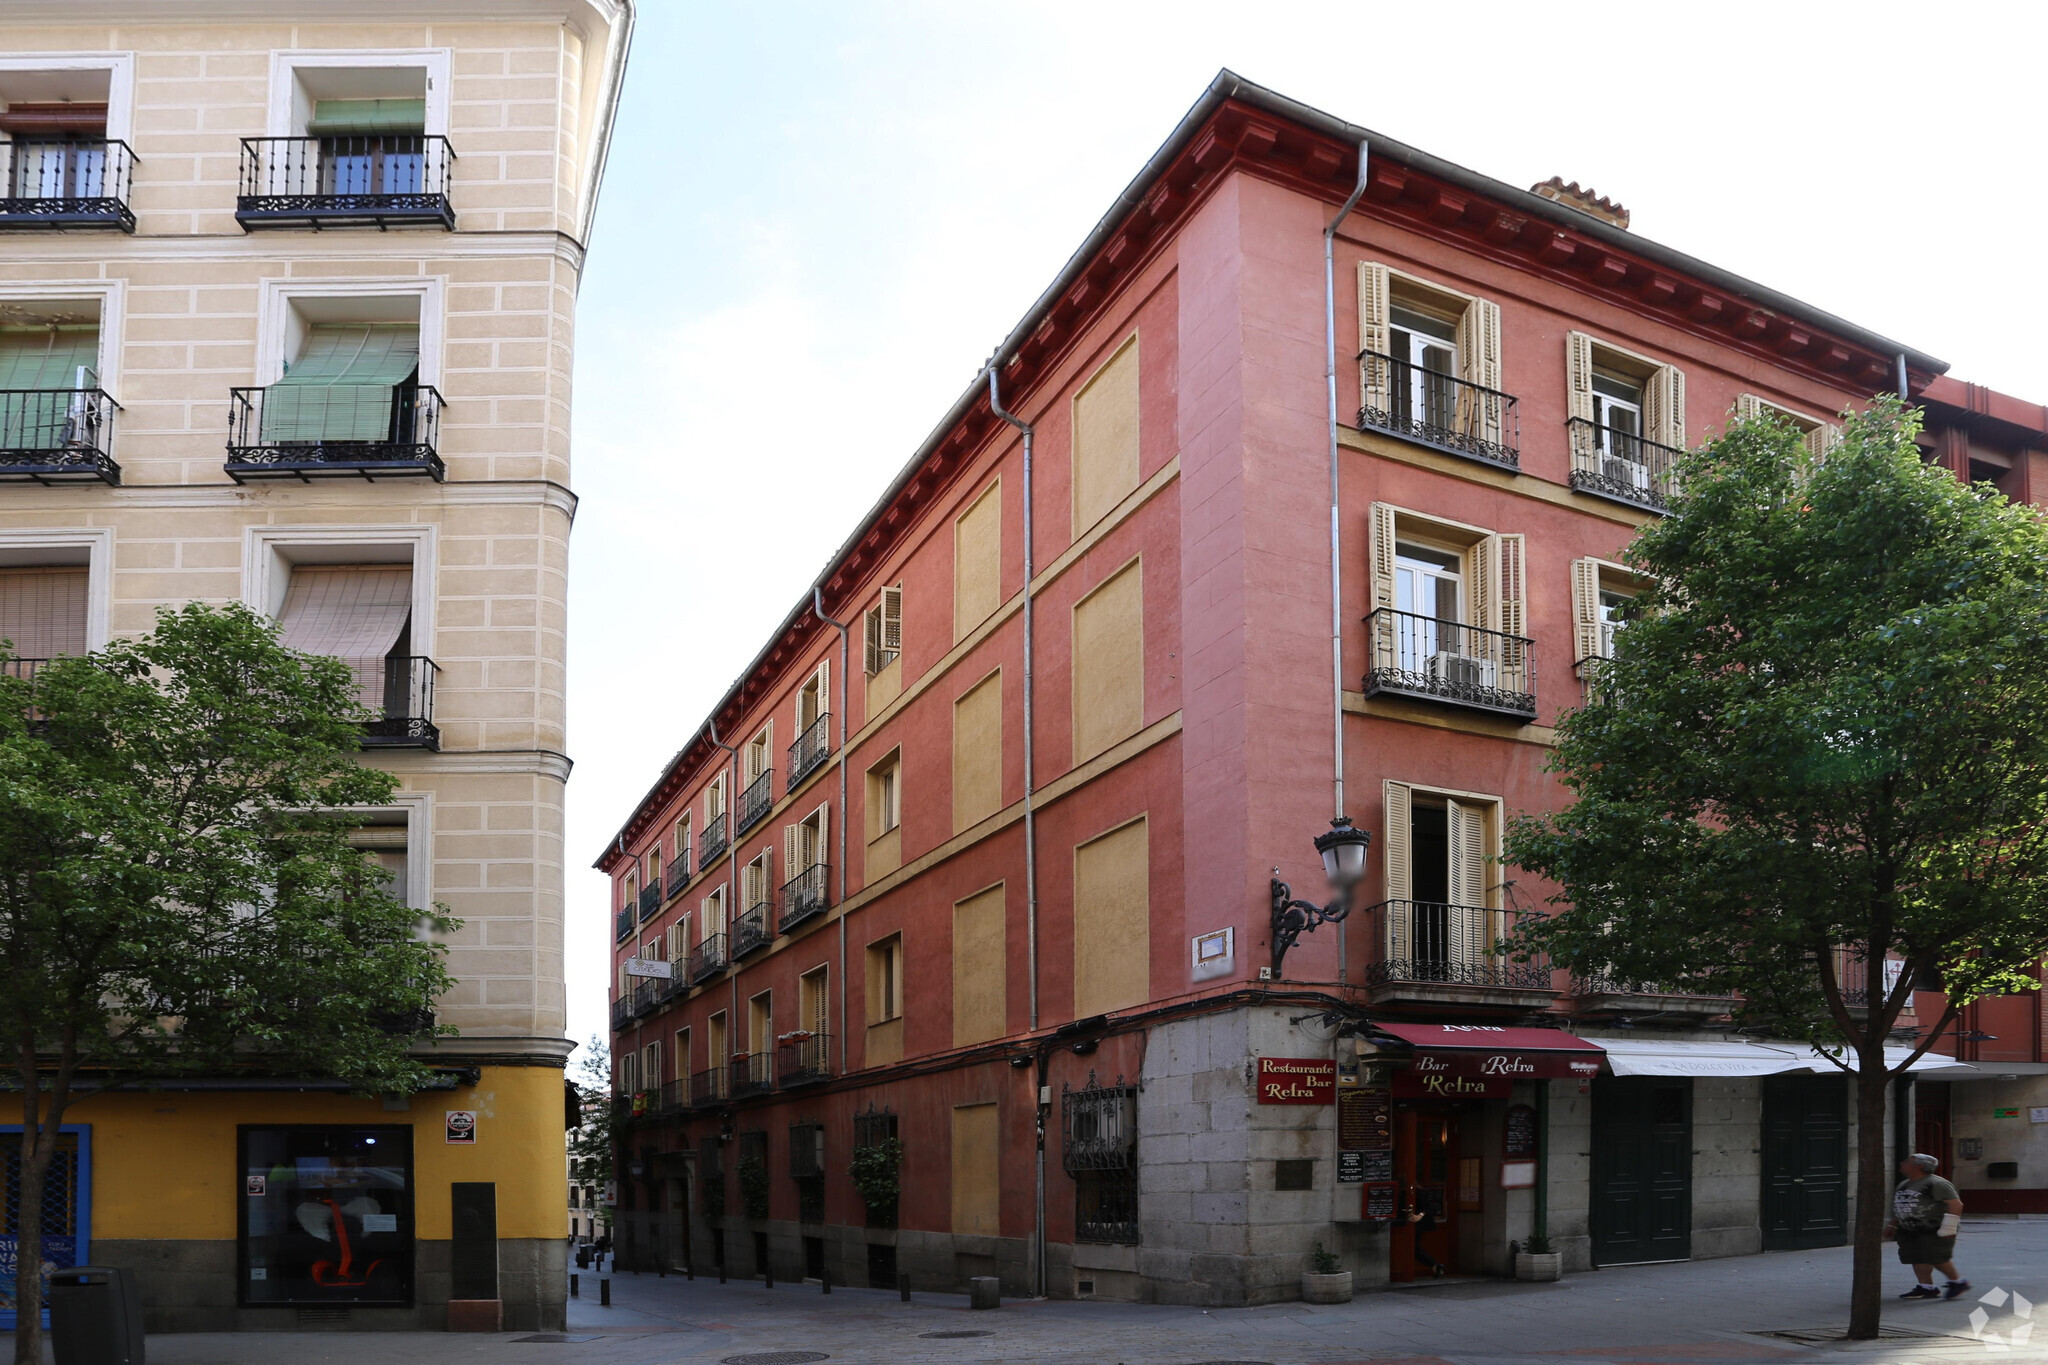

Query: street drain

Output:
[1757, 1326, 1952, 1344]
[918, 1330, 995, 1339]
[722, 1354, 831, 1365]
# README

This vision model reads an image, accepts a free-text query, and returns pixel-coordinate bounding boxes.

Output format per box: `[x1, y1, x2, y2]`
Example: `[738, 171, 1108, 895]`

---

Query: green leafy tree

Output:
[568, 1034, 615, 1231]
[1506, 399, 2048, 1338]
[0, 603, 455, 1362]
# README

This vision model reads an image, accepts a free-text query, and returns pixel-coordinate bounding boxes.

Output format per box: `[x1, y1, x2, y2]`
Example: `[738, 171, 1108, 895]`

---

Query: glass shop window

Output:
[239, 1125, 414, 1305]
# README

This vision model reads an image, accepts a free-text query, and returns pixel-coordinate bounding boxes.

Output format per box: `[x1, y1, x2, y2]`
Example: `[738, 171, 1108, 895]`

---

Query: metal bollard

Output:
[600, 1277, 611, 1307]
[764, 1264, 774, 1289]
[686, 1261, 694, 1280]
[718, 1261, 727, 1284]
[900, 1275, 910, 1303]
[570, 1273, 579, 1298]
[822, 1265, 830, 1295]
[659, 1261, 666, 1278]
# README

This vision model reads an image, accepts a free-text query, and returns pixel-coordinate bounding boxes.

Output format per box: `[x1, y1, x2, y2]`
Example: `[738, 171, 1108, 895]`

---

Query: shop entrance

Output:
[1761, 1073, 1848, 1250]
[1590, 1077, 1692, 1265]
[1391, 1104, 1464, 1280]
[1914, 1082, 1951, 1177]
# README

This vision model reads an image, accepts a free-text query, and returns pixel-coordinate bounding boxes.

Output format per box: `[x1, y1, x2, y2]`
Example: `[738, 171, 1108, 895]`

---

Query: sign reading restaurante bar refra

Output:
[1257, 1056, 1336, 1105]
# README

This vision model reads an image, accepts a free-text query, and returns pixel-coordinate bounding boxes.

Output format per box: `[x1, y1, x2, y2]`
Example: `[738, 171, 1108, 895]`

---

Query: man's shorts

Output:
[1896, 1231, 1956, 1265]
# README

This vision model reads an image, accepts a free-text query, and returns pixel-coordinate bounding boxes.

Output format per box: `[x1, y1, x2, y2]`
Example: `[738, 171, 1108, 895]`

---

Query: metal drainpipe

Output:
[813, 586, 852, 1080]
[986, 364, 1044, 1297]
[1896, 353, 1910, 402]
[1322, 141, 1370, 981]
[706, 720, 741, 1055]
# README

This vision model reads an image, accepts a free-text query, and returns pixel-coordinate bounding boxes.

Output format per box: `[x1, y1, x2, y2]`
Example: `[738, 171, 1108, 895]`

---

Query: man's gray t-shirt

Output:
[1893, 1174, 1960, 1232]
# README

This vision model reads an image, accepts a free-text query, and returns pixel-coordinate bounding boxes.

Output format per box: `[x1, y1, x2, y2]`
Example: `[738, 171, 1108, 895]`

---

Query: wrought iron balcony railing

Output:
[613, 907, 634, 942]
[690, 1066, 730, 1109]
[698, 812, 728, 870]
[237, 135, 455, 230]
[737, 770, 773, 833]
[655, 968, 687, 1006]
[788, 713, 830, 791]
[1358, 349, 1519, 471]
[667, 853, 690, 898]
[688, 932, 728, 984]
[730, 1051, 774, 1099]
[776, 1033, 833, 1088]
[609, 994, 633, 1031]
[732, 902, 771, 958]
[0, 387, 120, 485]
[351, 654, 440, 749]
[631, 978, 659, 1017]
[227, 384, 444, 483]
[1569, 972, 1734, 1004]
[1362, 900, 1553, 993]
[1567, 418, 1681, 513]
[779, 862, 829, 934]
[638, 881, 662, 921]
[659, 1078, 689, 1117]
[0, 138, 137, 231]
[1363, 609, 1535, 718]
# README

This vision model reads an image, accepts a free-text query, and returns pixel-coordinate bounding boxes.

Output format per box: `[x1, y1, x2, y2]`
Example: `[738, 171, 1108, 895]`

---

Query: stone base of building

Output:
[95, 1238, 567, 1333]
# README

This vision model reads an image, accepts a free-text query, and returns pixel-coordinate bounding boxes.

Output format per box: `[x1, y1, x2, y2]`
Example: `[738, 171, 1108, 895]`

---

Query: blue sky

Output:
[561, 1, 2048, 1050]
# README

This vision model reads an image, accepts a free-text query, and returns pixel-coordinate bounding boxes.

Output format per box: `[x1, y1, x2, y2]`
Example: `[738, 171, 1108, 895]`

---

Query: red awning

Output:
[1374, 1024, 1606, 1092]
[1374, 1024, 1605, 1054]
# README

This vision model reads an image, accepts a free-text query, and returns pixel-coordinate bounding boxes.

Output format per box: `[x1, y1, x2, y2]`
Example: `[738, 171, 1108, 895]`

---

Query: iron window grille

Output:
[690, 1066, 729, 1109]
[1357, 347, 1520, 471]
[737, 770, 774, 834]
[853, 1105, 898, 1150]
[613, 908, 634, 942]
[638, 880, 662, 921]
[778, 863, 829, 933]
[788, 1121, 824, 1180]
[1063, 1072, 1139, 1245]
[1362, 900, 1553, 992]
[688, 933, 728, 984]
[698, 812, 728, 870]
[1567, 417, 1681, 513]
[788, 712, 831, 790]
[236, 135, 455, 230]
[775, 1032, 833, 1087]
[1362, 608, 1535, 719]
[730, 1051, 774, 1099]
[732, 902, 771, 958]
[609, 994, 632, 1032]
[225, 383, 445, 483]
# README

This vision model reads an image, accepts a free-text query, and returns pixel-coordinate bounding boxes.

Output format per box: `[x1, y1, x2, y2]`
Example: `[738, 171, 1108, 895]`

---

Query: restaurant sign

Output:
[1256, 1056, 1336, 1105]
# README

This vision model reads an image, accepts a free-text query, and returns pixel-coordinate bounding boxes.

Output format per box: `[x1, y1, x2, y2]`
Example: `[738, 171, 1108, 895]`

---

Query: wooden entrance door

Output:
[1590, 1077, 1692, 1264]
[1761, 1074, 1849, 1250]
[1914, 1082, 1951, 1177]
[1391, 1107, 1459, 1280]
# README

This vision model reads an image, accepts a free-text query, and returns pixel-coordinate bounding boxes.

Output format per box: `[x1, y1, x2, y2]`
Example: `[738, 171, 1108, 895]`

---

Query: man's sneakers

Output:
[1900, 1285, 1942, 1300]
[1943, 1280, 1973, 1301]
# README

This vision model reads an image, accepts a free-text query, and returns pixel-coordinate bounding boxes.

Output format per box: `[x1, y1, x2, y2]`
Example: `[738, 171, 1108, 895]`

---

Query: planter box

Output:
[1514, 1252, 1562, 1282]
[1301, 1269, 1353, 1304]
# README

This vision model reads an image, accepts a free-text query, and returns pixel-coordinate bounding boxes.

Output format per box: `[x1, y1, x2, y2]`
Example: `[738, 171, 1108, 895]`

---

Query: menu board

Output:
[1338, 1088, 1392, 1150]
[1362, 1181, 1399, 1221]
[1357, 1149, 1393, 1181]
[1336, 1150, 1365, 1184]
[1504, 1103, 1538, 1158]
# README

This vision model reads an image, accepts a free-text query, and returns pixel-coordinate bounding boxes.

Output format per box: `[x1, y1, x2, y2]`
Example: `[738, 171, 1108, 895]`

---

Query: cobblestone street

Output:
[38, 1217, 2027, 1365]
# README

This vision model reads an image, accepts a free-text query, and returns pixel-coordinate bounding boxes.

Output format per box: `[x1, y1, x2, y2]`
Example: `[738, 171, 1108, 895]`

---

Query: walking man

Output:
[1884, 1153, 1969, 1300]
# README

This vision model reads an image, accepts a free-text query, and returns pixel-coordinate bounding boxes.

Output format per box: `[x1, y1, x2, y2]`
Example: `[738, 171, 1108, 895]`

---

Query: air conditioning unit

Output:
[1429, 651, 1495, 691]
[1602, 455, 1651, 494]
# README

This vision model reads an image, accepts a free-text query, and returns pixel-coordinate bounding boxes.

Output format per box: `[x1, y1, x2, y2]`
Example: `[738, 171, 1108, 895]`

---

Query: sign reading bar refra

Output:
[1257, 1056, 1336, 1105]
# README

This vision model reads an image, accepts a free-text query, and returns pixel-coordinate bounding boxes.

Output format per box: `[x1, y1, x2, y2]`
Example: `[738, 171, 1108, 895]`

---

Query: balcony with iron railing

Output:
[1568, 418, 1681, 513]
[638, 880, 662, 921]
[227, 383, 445, 483]
[352, 655, 440, 750]
[698, 812, 728, 870]
[1569, 971, 1736, 1018]
[730, 1051, 774, 1099]
[658, 1078, 689, 1118]
[688, 932, 728, 984]
[1362, 901, 1556, 1008]
[691, 1065, 730, 1109]
[779, 863, 829, 934]
[732, 902, 771, 958]
[788, 713, 831, 791]
[630, 977, 659, 1018]
[667, 853, 691, 898]
[737, 770, 774, 834]
[613, 907, 634, 942]
[609, 994, 633, 1031]
[0, 387, 120, 485]
[1358, 350, 1519, 471]
[0, 138, 137, 231]
[775, 1033, 833, 1088]
[655, 968, 687, 1007]
[1363, 610, 1536, 719]
[237, 135, 455, 230]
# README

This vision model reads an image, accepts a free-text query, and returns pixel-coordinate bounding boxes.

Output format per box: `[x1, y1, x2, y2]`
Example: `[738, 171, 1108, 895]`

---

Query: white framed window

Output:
[335, 792, 432, 912]
[743, 850, 770, 911]
[0, 529, 111, 653]
[863, 585, 902, 675]
[241, 526, 437, 658]
[265, 49, 451, 138]
[0, 54, 135, 144]
[255, 277, 443, 390]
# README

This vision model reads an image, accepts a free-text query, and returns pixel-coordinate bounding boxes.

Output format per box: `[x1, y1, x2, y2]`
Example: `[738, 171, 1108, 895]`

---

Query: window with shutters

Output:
[1565, 333, 1686, 512]
[270, 561, 438, 746]
[1570, 557, 1648, 696]
[865, 747, 903, 879]
[1356, 263, 1517, 470]
[672, 814, 691, 886]
[738, 723, 774, 833]
[1370, 781, 1549, 998]
[0, 564, 88, 674]
[790, 660, 831, 790]
[1364, 503, 1534, 718]
[1735, 393, 1840, 461]
[733, 851, 772, 957]
[863, 584, 903, 676]
[0, 64, 134, 233]
[239, 57, 454, 231]
[780, 803, 830, 931]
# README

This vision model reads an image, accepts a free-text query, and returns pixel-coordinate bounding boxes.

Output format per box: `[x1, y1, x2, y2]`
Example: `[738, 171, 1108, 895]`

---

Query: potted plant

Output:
[1301, 1242, 1352, 1303]
[1514, 1232, 1562, 1282]
[848, 1135, 903, 1228]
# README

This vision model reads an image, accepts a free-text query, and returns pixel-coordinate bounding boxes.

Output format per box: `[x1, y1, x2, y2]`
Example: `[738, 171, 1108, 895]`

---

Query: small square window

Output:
[1275, 1159, 1314, 1191]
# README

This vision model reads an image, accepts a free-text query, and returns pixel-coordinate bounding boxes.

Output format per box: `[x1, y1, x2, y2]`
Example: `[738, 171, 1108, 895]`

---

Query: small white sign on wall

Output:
[1191, 927, 1235, 982]
[625, 957, 673, 979]
[2031, 1107, 2048, 1124]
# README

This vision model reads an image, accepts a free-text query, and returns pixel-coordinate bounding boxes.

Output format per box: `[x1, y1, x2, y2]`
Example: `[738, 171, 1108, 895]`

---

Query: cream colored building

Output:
[0, 1, 629, 1333]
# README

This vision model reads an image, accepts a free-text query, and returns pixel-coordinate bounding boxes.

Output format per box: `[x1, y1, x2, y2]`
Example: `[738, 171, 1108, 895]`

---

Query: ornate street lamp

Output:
[1270, 816, 1371, 977]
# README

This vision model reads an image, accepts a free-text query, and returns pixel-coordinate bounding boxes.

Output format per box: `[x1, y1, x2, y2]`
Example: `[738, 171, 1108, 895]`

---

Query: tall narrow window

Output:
[0, 565, 87, 665]
[863, 586, 902, 675]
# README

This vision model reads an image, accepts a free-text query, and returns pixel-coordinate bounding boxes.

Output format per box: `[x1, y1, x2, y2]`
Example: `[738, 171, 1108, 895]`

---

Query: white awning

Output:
[276, 565, 412, 660]
[1599, 1038, 1968, 1078]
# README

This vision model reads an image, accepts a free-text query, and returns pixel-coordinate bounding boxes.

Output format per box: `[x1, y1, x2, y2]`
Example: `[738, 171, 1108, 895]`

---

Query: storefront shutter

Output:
[1571, 558, 1604, 667]
[305, 98, 428, 135]
[1383, 781, 1412, 967]
[0, 566, 87, 659]
[1356, 262, 1391, 414]
[261, 323, 420, 444]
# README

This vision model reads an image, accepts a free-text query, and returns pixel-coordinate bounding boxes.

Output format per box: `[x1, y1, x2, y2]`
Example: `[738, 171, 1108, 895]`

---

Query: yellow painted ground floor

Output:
[5, 1063, 569, 1332]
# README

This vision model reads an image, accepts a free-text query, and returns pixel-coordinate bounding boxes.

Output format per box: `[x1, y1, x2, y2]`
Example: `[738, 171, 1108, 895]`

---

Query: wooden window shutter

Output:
[882, 585, 903, 654]
[1649, 365, 1686, 449]
[1446, 799, 1489, 964]
[1571, 558, 1604, 667]
[1565, 332, 1596, 423]
[1455, 299, 1504, 444]
[814, 659, 829, 722]
[1735, 394, 1766, 423]
[1496, 534, 1526, 670]
[1467, 536, 1498, 658]
[1369, 503, 1398, 610]
[864, 605, 883, 675]
[1357, 262, 1392, 414]
[784, 823, 799, 882]
[1807, 422, 1841, 460]
[813, 802, 828, 870]
[1383, 781, 1412, 964]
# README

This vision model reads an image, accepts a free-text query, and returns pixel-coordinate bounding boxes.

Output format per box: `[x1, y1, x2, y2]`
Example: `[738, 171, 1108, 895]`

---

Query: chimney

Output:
[1531, 176, 1629, 231]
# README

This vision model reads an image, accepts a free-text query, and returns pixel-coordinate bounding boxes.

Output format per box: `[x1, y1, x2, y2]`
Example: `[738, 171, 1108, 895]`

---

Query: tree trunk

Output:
[1846, 1063, 1894, 1339]
[13, 1053, 50, 1365]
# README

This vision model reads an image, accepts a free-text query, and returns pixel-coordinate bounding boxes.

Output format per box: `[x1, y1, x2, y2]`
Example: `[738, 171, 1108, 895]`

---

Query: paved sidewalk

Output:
[12, 1219, 2047, 1364]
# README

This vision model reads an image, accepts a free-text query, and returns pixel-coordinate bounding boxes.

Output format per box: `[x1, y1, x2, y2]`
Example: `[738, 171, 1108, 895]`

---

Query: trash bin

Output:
[48, 1266, 145, 1365]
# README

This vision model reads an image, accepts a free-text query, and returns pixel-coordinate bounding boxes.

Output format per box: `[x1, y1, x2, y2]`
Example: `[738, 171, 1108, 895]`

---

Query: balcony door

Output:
[0, 326, 101, 452]
[1592, 372, 1649, 492]
[1390, 306, 1458, 433]
[0, 566, 87, 672]
[273, 564, 414, 719]
[306, 100, 427, 199]
[1405, 796, 1489, 973]
[262, 323, 421, 446]
[1394, 543, 1463, 673]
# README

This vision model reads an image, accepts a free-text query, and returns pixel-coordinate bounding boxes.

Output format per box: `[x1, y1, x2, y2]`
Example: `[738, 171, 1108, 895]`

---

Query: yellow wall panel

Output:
[1073, 816, 1149, 1017]
[952, 669, 1003, 833]
[1072, 558, 1143, 765]
[1072, 335, 1140, 536]
[950, 1101, 1001, 1236]
[952, 882, 1007, 1047]
[954, 480, 1002, 641]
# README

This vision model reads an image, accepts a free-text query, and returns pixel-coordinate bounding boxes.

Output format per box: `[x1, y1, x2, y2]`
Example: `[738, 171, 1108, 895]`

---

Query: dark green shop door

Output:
[1590, 1077, 1693, 1265]
[1761, 1073, 1848, 1249]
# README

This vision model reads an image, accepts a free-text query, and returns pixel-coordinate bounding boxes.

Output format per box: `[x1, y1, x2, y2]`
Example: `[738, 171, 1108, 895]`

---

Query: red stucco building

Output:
[594, 72, 2048, 1302]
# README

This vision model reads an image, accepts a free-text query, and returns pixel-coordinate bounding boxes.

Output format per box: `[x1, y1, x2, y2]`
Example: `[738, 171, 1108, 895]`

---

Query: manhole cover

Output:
[514, 1336, 602, 1344]
[1757, 1326, 1951, 1344]
[722, 1355, 831, 1365]
[918, 1331, 996, 1339]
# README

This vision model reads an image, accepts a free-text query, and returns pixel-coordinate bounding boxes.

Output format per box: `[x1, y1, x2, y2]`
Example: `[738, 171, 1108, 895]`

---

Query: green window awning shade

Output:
[260, 324, 420, 444]
[305, 99, 427, 136]
[0, 327, 100, 452]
